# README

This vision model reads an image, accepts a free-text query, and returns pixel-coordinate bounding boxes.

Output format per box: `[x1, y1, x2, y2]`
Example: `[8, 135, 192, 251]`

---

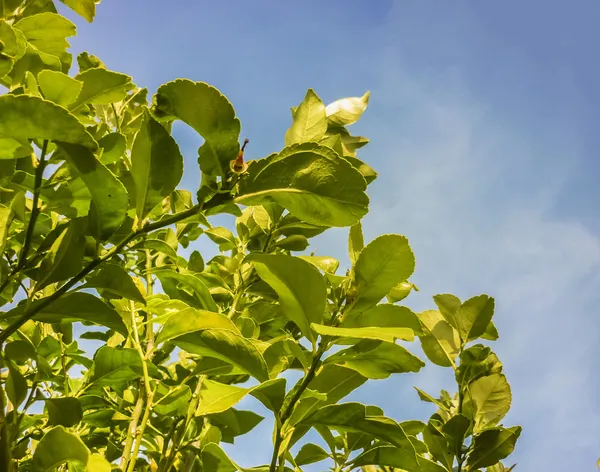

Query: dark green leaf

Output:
[466, 427, 522, 469]
[481, 320, 499, 341]
[325, 91, 370, 127]
[45, 397, 83, 427]
[151, 268, 218, 312]
[5, 339, 37, 364]
[295, 443, 329, 466]
[349, 234, 415, 314]
[323, 340, 424, 379]
[249, 378, 286, 413]
[0, 95, 97, 148]
[58, 142, 128, 240]
[2, 292, 127, 336]
[247, 253, 326, 343]
[352, 445, 445, 472]
[6, 360, 27, 408]
[98, 132, 126, 164]
[152, 79, 240, 177]
[84, 263, 145, 304]
[31, 426, 89, 472]
[285, 88, 327, 145]
[35, 217, 85, 290]
[441, 414, 471, 454]
[456, 344, 503, 387]
[153, 384, 191, 416]
[423, 422, 453, 470]
[343, 154, 377, 184]
[201, 443, 239, 472]
[131, 110, 183, 220]
[90, 346, 143, 386]
[455, 295, 495, 342]
[188, 250, 205, 272]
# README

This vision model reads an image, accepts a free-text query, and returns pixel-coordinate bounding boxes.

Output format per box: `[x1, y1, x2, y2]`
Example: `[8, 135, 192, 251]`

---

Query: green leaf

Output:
[341, 304, 422, 335]
[90, 346, 143, 386]
[417, 310, 460, 367]
[342, 154, 377, 184]
[481, 320, 499, 341]
[302, 403, 417, 467]
[6, 361, 27, 408]
[466, 373, 511, 432]
[323, 340, 424, 379]
[349, 234, 415, 314]
[311, 324, 414, 343]
[433, 293, 461, 329]
[249, 378, 286, 413]
[85, 454, 112, 472]
[152, 79, 240, 177]
[14, 12, 75, 68]
[151, 268, 218, 312]
[201, 443, 240, 472]
[456, 344, 503, 387]
[5, 339, 37, 364]
[0, 95, 97, 148]
[0, 19, 25, 78]
[37, 70, 82, 107]
[247, 253, 326, 343]
[131, 110, 184, 220]
[84, 263, 145, 304]
[59, 0, 97, 22]
[45, 397, 83, 427]
[31, 426, 89, 472]
[288, 365, 367, 425]
[236, 146, 368, 227]
[422, 422, 453, 470]
[295, 443, 329, 466]
[2, 292, 127, 336]
[348, 221, 364, 264]
[285, 88, 327, 145]
[325, 91, 370, 127]
[297, 255, 339, 274]
[387, 281, 416, 303]
[273, 234, 309, 251]
[153, 384, 191, 416]
[0, 204, 12, 258]
[0, 136, 32, 159]
[35, 218, 85, 291]
[441, 414, 471, 454]
[70, 67, 134, 110]
[197, 379, 251, 415]
[456, 295, 496, 342]
[58, 142, 128, 240]
[205, 226, 236, 251]
[132, 239, 179, 262]
[156, 308, 268, 381]
[352, 446, 445, 472]
[98, 132, 126, 164]
[466, 427, 522, 469]
[188, 250, 205, 272]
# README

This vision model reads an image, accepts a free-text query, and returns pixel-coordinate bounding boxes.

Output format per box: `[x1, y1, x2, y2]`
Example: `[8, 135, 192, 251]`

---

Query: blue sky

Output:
[60, 1, 600, 470]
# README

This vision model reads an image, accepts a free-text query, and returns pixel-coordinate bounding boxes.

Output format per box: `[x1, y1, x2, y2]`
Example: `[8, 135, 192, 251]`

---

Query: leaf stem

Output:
[120, 383, 145, 472]
[0, 140, 49, 296]
[0, 203, 206, 344]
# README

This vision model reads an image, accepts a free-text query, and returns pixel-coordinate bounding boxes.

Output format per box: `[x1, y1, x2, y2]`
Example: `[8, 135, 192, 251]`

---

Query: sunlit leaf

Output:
[417, 309, 460, 367]
[31, 426, 89, 472]
[83, 263, 145, 304]
[131, 110, 184, 220]
[0, 95, 97, 148]
[71, 67, 135, 110]
[90, 346, 143, 386]
[37, 69, 82, 106]
[247, 253, 326, 342]
[285, 88, 327, 145]
[325, 91, 370, 127]
[466, 373, 511, 432]
[152, 79, 240, 177]
[349, 234, 415, 314]
[58, 142, 128, 240]
[311, 324, 414, 343]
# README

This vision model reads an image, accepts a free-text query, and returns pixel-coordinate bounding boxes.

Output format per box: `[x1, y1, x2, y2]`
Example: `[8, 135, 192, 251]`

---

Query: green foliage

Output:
[0, 2, 521, 472]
